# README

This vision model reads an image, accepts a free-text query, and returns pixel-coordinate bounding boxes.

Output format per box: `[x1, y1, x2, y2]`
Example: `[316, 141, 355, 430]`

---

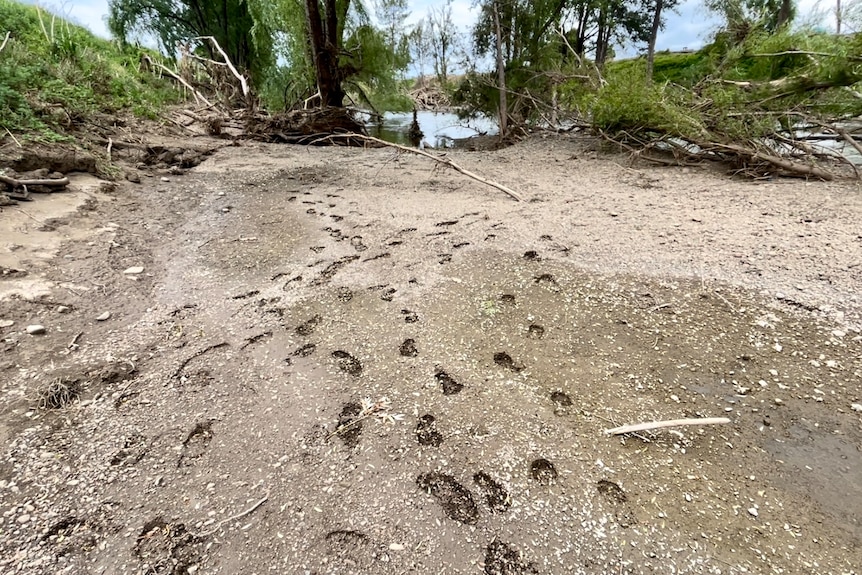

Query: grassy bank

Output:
[0, 0, 177, 140]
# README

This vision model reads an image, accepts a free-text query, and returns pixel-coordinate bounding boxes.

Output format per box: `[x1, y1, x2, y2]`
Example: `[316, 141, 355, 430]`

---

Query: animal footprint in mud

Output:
[435, 370, 463, 395]
[484, 540, 538, 575]
[550, 391, 572, 415]
[400, 338, 418, 357]
[493, 352, 525, 372]
[533, 273, 560, 291]
[597, 479, 636, 527]
[333, 402, 363, 447]
[530, 458, 558, 485]
[332, 350, 362, 376]
[500, 294, 516, 306]
[523, 250, 541, 261]
[178, 420, 215, 466]
[292, 343, 316, 357]
[381, 288, 396, 301]
[416, 472, 479, 525]
[350, 236, 367, 252]
[527, 324, 545, 339]
[473, 471, 511, 512]
[415, 414, 443, 447]
[335, 287, 353, 302]
[438, 253, 452, 264]
[295, 314, 322, 336]
[401, 309, 419, 323]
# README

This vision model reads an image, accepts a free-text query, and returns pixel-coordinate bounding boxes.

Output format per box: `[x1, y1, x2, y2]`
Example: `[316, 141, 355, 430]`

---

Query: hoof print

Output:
[401, 309, 419, 323]
[527, 324, 545, 339]
[334, 402, 363, 447]
[550, 391, 572, 406]
[332, 350, 362, 376]
[597, 479, 627, 504]
[415, 414, 443, 447]
[523, 250, 540, 261]
[484, 540, 538, 575]
[473, 472, 511, 513]
[435, 370, 463, 395]
[335, 287, 353, 302]
[295, 314, 322, 336]
[530, 458, 557, 485]
[493, 352, 524, 372]
[400, 338, 418, 357]
[416, 472, 478, 525]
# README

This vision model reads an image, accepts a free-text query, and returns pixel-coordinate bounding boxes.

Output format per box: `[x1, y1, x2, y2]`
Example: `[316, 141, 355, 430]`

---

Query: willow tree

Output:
[107, 0, 274, 88]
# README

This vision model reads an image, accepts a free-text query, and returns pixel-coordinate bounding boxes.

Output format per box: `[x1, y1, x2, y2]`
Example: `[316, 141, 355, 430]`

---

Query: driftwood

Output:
[193, 36, 250, 99]
[322, 133, 523, 202]
[605, 417, 731, 436]
[143, 55, 214, 108]
[0, 174, 69, 189]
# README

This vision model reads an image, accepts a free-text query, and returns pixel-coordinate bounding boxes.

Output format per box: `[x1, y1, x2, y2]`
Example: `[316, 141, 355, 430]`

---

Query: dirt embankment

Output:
[1, 134, 861, 575]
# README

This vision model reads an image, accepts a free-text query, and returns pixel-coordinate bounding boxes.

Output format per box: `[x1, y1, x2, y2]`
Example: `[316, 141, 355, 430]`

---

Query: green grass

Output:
[0, 0, 178, 139]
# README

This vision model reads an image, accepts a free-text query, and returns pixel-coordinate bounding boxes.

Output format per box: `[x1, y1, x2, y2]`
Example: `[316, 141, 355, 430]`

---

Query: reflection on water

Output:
[369, 111, 498, 148]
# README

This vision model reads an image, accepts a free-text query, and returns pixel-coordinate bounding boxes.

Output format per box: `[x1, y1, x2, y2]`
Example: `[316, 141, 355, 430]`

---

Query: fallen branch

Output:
[0, 31, 10, 54]
[194, 36, 249, 98]
[320, 133, 523, 202]
[197, 489, 269, 538]
[0, 174, 70, 188]
[605, 417, 731, 436]
[142, 55, 213, 108]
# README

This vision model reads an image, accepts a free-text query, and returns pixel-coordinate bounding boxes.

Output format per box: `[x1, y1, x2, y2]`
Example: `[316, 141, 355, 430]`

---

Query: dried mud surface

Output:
[1, 134, 861, 574]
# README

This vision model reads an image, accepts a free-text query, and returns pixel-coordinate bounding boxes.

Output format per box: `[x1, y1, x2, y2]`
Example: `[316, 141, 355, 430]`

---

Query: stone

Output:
[123, 266, 144, 275]
[0, 320, 13, 328]
[26, 325, 46, 335]
[96, 312, 111, 321]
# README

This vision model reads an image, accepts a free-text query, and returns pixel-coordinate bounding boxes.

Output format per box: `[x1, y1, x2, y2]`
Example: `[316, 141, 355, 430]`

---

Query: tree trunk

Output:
[646, 0, 664, 82]
[305, 0, 344, 107]
[836, 0, 842, 35]
[493, 0, 508, 138]
[776, 0, 792, 29]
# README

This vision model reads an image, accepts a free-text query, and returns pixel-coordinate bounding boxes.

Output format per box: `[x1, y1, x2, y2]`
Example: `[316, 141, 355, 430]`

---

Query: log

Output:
[605, 417, 731, 436]
[0, 174, 70, 189]
[320, 133, 523, 202]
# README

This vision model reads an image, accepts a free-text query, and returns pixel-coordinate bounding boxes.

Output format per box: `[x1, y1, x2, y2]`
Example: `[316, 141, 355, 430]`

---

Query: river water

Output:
[368, 111, 498, 148]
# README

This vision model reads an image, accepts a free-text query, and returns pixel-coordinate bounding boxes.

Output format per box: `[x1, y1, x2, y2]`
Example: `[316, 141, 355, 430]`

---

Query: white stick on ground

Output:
[605, 417, 731, 436]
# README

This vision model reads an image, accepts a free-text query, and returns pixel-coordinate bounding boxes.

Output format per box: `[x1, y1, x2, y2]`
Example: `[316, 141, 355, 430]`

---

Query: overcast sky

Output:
[35, 0, 838, 58]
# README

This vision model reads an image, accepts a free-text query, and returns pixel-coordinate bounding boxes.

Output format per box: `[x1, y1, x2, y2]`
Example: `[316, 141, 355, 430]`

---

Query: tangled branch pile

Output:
[585, 31, 862, 179]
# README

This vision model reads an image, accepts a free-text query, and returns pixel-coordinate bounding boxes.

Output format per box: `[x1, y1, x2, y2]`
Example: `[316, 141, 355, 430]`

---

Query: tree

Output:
[705, 0, 797, 37]
[644, 0, 680, 81]
[409, 19, 433, 84]
[428, 0, 457, 85]
[374, 0, 410, 73]
[107, 0, 273, 88]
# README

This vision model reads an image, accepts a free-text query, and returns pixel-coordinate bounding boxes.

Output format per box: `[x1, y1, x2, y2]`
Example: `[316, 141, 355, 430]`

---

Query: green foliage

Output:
[0, 0, 178, 137]
[584, 63, 706, 138]
[108, 0, 274, 89]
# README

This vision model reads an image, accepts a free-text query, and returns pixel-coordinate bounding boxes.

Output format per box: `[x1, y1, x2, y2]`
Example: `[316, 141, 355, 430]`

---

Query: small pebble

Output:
[217, 191, 226, 196]
[26, 325, 46, 335]
[57, 306, 70, 314]
[0, 319, 13, 328]
[851, 403, 862, 412]
[96, 312, 111, 321]
[748, 507, 758, 517]
[388, 543, 405, 551]
[160, 177, 170, 182]
[16, 514, 30, 524]
[123, 266, 144, 274]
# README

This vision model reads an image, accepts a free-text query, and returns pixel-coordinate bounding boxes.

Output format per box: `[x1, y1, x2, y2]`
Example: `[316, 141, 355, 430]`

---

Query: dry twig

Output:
[605, 417, 731, 436]
[320, 133, 523, 201]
